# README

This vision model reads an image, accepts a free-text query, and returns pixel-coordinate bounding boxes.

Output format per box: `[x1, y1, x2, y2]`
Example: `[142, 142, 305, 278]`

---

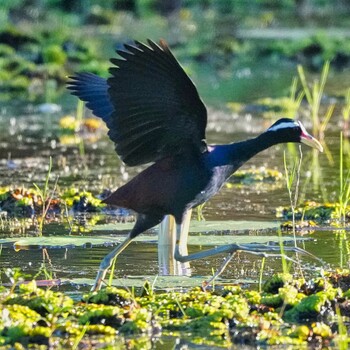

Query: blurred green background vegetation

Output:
[0, 0, 350, 100]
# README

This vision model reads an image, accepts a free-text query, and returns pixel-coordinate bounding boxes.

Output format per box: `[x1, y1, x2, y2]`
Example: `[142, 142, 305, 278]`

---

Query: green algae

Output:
[0, 186, 106, 220]
[1, 271, 350, 348]
[228, 167, 283, 185]
[263, 273, 294, 294]
[4, 281, 74, 316]
[61, 188, 105, 210]
[277, 200, 350, 225]
[83, 287, 135, 307]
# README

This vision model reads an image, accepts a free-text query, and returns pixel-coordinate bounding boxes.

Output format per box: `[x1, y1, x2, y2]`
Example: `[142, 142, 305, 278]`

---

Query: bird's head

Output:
[267, 118, 323, 152]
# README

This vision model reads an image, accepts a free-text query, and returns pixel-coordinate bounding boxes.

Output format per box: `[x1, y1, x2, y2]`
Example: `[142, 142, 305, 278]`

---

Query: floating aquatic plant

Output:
[276, 201, 350, 225]
[1, 271, 350, 348]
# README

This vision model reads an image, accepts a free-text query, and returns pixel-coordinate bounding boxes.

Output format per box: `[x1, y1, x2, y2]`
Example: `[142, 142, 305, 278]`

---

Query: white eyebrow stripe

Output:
[268, 121, 298, 132]
[297, 120, 308, 134]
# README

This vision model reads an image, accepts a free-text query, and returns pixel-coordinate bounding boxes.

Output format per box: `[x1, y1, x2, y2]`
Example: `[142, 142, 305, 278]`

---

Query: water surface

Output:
[0, 56, 348, 292]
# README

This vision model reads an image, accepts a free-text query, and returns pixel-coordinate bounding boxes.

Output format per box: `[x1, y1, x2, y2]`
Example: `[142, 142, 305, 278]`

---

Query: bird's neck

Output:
[232, 131, 279, 162]
[208, 131, 282, 169]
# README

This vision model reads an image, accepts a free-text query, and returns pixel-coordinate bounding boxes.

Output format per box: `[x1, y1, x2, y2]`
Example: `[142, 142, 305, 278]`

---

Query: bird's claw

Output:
[234, 243, 322, 263]
[91, 270, 105, 292]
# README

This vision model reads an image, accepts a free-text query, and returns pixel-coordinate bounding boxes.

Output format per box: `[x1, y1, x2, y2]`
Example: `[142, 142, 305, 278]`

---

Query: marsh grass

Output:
[336, 132, 350, 225]
[283, 147, 303, 243]
[258, 257, 265, 292]
[333, 91, 350, 229]
[72, 322, 89, 350]
[108, 257, 117, 288]
[289, 76, 304, 112]
[287, 67, 350, 266]
[33, 248, 55, 282]
[63, 200, 73, 234]
[337, 230, 350, 269]
[342, 88, 350, 124]
[297, 62, 332, 139]
[173, 294, 187, 317]
[282, 147, 303, 275]
[277, 229, 288, 274]
[297, 62, 334, 202]
[33, 157, 59, 235]
[0, 214, 4, 231]
[196, 203, 206, 221]
[335, 304, 349, 350]
[140, 276, 159, 297]
[4, 267, 27, 294]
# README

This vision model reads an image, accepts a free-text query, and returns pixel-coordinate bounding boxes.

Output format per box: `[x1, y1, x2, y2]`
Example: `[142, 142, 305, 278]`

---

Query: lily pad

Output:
[0, 218, 301, 250]
[93, 220, 280, 233]
[63, 275, 256, 289]
[8, 236, 123, 250]
[0, 233, 307, 250]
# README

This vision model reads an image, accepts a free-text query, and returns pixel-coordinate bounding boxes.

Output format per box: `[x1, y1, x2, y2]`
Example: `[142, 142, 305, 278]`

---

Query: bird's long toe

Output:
[235, 243, 322, 262]
[91, 272, 104, 291]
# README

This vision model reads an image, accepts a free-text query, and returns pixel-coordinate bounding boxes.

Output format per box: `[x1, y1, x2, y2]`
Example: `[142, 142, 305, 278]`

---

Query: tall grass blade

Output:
[258, 257, 265, 292]
[32, 157, 58, 235]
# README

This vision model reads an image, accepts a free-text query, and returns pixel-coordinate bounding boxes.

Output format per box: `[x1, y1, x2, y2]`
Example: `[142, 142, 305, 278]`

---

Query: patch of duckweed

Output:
[262, 273, 294, 294]
[4, 281, 74, 316]
[277, 201, 350, 226]
[0, 186, 123, 235]
[0, 186, 106, 218]
[2, 271, 350, 348]
[227, 167, 283, 187]
[61, 188, 105, 212]
[83, 287, 135, 307]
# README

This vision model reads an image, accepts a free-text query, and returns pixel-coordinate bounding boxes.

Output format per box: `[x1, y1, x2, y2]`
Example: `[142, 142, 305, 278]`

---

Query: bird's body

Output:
[104, 153, 211, 221]
[103, 116, 312, 222]
[104, 137, 285, 223]
[68, 39, 323, 290]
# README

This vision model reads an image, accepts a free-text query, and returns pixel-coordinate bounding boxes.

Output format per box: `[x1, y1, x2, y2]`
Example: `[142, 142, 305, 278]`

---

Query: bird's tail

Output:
[67, 73, 113, 124]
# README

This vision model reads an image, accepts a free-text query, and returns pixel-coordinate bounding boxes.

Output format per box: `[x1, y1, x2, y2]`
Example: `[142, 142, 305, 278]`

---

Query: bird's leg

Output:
[177, 209, 191, 257]
[175, 237, 321, 289]
[158, 215, 176, 275]
[174, 212, 191, 258]
[158, 211, 191, 275]
[177, 209, 191, 275]
[202, 252, 236, 291]
[92, 213, 163, 292]
[92, 235, 133, 291]
[175, 237, 321, 263]
[201, 250, 306, 291]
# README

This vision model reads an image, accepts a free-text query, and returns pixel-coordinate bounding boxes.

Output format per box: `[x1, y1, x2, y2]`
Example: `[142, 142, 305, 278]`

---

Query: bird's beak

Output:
[297, 121, 323, 152]
[300, 131, 323, 152]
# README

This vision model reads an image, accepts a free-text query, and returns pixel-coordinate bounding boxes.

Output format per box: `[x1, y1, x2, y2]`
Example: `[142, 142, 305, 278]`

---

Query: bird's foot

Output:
[90, 236, 133, 292]
[91, 254, 116, 291]
[91, 269, 107, 292]
[233, 243, 322, 263]
[175, 241, 321, 264]
[200, 243, 322, 291]
[202, 251, 236, 292]
[91, 253, 120, 292]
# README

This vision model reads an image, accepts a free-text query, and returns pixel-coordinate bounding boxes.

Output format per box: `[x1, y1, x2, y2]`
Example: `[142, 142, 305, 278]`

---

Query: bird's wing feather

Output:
[107, 39, 208, 166]
[67, 73, 113, 123]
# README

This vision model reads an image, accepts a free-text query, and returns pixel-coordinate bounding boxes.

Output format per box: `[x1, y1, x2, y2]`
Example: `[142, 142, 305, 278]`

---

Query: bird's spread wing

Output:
[107, 39, 208, 166]
[68, 72, 113, 123]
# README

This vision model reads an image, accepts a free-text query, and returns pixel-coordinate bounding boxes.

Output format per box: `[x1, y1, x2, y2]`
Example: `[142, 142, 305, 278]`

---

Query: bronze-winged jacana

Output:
[68, 39, 323, 291]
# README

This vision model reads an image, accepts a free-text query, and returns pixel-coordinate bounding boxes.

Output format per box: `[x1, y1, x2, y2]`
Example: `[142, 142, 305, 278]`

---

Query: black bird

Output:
[68, 39, 323, 291]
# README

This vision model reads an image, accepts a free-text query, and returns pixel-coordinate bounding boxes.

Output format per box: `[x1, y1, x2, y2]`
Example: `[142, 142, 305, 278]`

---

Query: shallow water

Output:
[0, 56, 349, 295]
